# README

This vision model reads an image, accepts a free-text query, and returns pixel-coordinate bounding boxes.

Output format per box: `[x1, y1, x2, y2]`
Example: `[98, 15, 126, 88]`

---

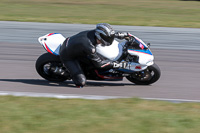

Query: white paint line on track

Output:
[0, 91, 124, 100]
[141, 97, 200, 103]
[1, 91, 200, 103]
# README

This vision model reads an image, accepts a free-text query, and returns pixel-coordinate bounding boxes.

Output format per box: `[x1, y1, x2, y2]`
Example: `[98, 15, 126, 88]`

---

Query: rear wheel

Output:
[126, 63, 161, 85]
[35, 53, 70, 82]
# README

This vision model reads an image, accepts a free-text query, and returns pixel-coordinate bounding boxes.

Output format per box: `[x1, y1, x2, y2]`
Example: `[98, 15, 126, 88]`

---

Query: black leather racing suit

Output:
[59, 30, 114, 86]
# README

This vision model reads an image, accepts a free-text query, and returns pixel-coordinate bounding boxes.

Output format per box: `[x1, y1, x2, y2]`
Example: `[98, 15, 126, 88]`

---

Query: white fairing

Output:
[127, 50, 154, 66]
[96, 40, 124, 61]
[38, 33, 65, 55]
[127, 50, 154, 71]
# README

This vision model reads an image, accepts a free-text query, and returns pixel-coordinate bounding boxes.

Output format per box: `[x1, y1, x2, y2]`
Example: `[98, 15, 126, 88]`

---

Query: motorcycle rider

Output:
[59, 23, 129, 87]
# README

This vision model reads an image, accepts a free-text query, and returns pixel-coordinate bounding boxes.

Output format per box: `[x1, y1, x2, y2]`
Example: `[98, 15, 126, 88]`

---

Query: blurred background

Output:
[0, 0, 200, 28]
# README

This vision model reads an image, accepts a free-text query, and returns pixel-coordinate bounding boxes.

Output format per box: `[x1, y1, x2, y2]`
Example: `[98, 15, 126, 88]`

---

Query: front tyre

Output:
[35, 53, 70, 82]
[126, 63, 161, 85]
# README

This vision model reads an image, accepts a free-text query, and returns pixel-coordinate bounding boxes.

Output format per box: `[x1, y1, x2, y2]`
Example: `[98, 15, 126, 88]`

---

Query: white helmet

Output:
[95, 23, 115, 46]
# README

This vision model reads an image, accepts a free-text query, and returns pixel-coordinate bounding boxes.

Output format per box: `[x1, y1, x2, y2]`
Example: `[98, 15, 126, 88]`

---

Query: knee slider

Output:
[73, 74, 86, 86]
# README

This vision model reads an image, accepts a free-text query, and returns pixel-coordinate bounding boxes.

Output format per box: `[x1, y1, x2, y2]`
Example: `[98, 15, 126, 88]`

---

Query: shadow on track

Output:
[0, 79, 135, 87]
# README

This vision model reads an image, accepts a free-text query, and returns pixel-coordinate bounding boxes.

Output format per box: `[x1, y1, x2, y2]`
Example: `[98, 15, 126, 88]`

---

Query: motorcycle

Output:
[36, 32, 161, 85]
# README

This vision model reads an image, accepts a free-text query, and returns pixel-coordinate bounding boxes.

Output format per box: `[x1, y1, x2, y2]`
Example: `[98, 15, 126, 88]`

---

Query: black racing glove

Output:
[115, 32, 129, 39]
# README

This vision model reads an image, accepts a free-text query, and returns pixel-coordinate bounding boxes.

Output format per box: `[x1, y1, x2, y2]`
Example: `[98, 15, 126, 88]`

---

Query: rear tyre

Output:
[126, 63, 161, 85]
[35, 53, 70, 82]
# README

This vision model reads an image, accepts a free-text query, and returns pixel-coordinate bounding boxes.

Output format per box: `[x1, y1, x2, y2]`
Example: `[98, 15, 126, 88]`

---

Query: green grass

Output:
[1, 96, 200, 133]
[0, 0, 200, 28]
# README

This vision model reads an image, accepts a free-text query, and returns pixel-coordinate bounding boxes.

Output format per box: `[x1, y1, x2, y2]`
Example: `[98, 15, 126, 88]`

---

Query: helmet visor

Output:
[100, 33, 115, 45]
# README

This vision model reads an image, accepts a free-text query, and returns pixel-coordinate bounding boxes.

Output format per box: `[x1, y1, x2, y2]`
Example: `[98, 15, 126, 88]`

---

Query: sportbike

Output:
[36, 33, 161, 85]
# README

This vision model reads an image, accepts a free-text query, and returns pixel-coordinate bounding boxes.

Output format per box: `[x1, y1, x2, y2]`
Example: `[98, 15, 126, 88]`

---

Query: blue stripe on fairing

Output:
[48, 33, 60, 36]
[53, 45, 61, 56]
[51, 48, 60, 56]
[128, 49, 153, 55]
[45, 42, 60, 56]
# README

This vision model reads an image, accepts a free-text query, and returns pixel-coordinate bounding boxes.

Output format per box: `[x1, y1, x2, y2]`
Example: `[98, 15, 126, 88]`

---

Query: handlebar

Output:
[116, 32, 150, 50]
[115, 32, 135, 41]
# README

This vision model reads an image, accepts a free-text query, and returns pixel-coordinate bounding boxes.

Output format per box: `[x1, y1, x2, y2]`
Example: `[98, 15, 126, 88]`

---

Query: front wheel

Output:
[35, 53, 70, 82]
[126, 63, 161, 85]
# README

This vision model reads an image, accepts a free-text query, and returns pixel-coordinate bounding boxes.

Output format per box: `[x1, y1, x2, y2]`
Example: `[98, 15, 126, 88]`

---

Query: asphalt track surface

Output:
[0, 21, 200, 101]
